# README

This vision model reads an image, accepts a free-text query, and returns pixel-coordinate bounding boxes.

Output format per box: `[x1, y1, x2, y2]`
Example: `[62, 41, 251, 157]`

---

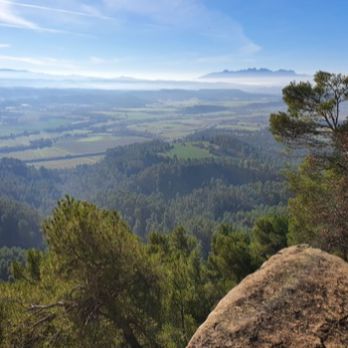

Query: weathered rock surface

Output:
[187, 245, 348, 347]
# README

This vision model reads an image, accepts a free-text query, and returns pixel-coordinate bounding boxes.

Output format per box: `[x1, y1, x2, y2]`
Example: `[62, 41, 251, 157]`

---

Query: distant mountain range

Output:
[201, 68, 299, 79]
[0, 67, 306, 94]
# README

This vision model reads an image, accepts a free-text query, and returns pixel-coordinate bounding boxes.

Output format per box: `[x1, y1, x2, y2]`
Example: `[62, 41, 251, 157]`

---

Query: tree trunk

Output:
[122, 324, 142, 348]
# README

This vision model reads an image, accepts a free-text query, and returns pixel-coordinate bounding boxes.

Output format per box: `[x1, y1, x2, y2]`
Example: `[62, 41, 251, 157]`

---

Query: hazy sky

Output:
[0, 0, 347, 79]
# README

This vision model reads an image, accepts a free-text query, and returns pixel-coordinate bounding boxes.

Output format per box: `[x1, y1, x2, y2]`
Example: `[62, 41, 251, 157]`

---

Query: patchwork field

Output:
[0, 88, 282, 168]
[162, 142, 213, 160]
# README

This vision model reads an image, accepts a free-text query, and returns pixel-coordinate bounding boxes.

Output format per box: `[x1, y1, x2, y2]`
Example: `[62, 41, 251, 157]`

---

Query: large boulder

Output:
[187, 245, 348, 347]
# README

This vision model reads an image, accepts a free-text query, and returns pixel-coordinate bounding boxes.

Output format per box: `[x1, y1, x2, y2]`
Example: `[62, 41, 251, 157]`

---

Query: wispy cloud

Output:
[0, 1, 72, 33]
[0, 1, 39, 30]
[240, 43, 262, 55]
[89, 56, 120, 65]
[0, 43, 10, 49]
[103, 0, 261, 55]
[0, 0, 114, 20]
[0, 54, 125, 76]
[0, 54, 77, 69]
[0, 0, 114, 35]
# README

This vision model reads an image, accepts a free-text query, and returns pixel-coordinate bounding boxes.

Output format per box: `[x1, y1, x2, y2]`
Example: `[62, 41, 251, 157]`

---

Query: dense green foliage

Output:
[0, 247, 26, 280]
[0, 129, 288, 252]
[0, 197, 41, 249]
[0, 158, 61, 213]
[249, 215, 288, 266]
[270, 71, 348, 259]
[0, 197, 289, 347]
[63, 129, 288, 247]
[270, 71, 348, 148]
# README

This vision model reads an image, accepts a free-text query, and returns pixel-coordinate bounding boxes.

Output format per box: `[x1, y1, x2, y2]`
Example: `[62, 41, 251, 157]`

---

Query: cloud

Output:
[102, 0, 261, 55]
[0, 54, 77, 70]
[103, 0, 186, 17]
[240, 42, 262, 55]
[0, 1, 39, 29]
[79, 4, 113, 20]
[89, 56, 120, 65]
[0, 43, 10, 49]
[0, 0, 114, 20]
[0, 1, 71, 33]
[0, 54, 122, 75]
[0, 0, 114, 34]
[89, 56, 107, 64]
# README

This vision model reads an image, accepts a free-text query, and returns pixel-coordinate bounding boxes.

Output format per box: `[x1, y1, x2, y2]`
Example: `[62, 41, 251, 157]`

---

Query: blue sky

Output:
[0, 0, 347, 79]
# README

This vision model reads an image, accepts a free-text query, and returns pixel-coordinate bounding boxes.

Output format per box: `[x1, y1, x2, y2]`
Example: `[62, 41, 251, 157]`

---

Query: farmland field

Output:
[31, 155, 104, 169]
[162, 142, 213, 160]
[0, 88, 282, 168]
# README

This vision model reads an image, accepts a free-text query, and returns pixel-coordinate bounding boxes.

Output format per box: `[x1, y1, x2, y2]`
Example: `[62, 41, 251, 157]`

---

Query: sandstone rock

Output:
[187, 245, 348, 347]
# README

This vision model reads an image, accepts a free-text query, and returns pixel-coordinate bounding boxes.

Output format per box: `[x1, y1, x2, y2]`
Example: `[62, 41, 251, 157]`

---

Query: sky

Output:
[0, 0, 347, 79]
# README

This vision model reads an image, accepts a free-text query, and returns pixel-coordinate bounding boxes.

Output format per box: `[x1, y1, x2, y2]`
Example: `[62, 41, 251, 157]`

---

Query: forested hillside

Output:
[0, 197, 288, 347]
[0, 128, 289, 253]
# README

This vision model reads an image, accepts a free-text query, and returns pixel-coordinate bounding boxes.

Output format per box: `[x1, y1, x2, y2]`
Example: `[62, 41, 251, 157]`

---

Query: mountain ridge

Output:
[201, 68, 300, 79]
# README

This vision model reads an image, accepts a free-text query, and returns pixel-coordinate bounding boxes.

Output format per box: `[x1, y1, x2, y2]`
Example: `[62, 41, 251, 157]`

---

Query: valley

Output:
[0, 88, 281, 168]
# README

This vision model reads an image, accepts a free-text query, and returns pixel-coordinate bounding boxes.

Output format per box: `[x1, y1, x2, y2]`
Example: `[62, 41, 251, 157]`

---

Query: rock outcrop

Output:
[187, 245, 348, 347]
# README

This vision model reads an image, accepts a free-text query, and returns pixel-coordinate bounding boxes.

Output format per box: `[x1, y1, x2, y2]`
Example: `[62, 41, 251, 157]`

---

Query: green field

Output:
[58, 135, 148, 154]
[0, 135, 149, 164]
[163, 142, 212, 160]
[31, 155, 104, 169]
[0, 147, 70, 161]
[0, 117, 70, 136]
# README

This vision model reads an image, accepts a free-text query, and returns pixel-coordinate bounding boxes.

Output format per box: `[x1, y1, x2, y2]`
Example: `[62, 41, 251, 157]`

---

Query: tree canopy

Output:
[270, 71, 348, 151]
[270, 71, 348, 259]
